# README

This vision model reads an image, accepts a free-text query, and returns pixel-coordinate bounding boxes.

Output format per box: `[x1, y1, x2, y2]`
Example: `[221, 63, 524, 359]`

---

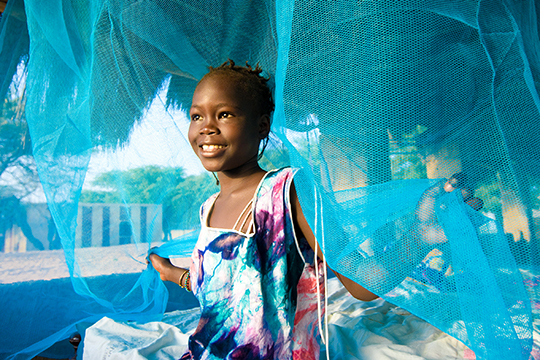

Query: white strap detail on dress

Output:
[313, 185, 330, 360]
[320, 197, 330, 360]
[232, 199, 254, 233]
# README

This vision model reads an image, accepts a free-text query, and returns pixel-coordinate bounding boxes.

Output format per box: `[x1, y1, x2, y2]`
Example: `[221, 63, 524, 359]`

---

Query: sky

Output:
[85, 87, 206, 185]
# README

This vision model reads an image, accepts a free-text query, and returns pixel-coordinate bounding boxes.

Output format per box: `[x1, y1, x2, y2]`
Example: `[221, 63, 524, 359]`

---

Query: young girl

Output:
[149, 60, 378, 360]
[149, 60, 466, 360]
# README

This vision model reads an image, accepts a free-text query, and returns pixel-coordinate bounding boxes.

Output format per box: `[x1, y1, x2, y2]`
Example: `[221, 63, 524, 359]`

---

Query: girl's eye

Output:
[219, 112, 233, 119]
[191, 114, 201, 121]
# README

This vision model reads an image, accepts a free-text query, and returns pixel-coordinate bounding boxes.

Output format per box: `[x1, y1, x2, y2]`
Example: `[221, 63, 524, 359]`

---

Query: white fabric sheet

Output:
[83, 278, 474, 359]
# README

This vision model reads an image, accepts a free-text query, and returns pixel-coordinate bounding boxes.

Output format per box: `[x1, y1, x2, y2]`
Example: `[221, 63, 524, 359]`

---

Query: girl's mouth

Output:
[201, 144, 224, 151]
[199, 144, 227, 157]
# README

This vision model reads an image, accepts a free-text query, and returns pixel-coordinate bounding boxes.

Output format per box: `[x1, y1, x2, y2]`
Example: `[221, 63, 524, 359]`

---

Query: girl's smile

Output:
[188, 74, 270, 174]
[199, 144, 226, 157]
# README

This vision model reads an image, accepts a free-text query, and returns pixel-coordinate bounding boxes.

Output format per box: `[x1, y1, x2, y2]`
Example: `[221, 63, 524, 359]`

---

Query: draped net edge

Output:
[0, 0, 538, 359]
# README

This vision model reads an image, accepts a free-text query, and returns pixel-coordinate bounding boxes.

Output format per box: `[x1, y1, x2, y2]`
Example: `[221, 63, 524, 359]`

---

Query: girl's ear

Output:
[258, 114, 271, 139]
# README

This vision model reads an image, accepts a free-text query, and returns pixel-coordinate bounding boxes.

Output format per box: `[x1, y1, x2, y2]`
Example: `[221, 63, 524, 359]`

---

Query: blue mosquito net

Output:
[1, 0, 539, 359]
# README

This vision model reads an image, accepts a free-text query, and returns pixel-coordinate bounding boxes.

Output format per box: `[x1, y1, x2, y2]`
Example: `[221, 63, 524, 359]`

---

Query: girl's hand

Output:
[149, 253, 179, 283]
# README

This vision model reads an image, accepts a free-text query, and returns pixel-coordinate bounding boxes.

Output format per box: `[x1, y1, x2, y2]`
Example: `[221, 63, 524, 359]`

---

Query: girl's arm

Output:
[290, 183, 378, 301]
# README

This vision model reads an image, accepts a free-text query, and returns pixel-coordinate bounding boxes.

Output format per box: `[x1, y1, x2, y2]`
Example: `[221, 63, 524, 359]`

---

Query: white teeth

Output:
[202, 144, 224, 151]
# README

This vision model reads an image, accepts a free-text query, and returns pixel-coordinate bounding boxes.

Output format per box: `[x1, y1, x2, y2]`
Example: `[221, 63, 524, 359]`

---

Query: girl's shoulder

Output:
[262, 166, 297, 184]
[256, 166, 297, 196]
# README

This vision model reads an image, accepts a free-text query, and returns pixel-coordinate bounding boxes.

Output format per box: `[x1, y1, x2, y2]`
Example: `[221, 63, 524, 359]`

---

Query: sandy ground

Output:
[0, 244, 156, 283]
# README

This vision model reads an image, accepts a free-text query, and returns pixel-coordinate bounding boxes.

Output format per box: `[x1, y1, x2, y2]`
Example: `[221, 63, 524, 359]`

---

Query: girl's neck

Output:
[217, 163, 266, 196]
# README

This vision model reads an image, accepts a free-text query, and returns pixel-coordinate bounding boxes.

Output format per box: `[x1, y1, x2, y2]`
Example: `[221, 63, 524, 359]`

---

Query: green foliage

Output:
[390, 125, 427, 180]
[81, 166, 217, 232]
[474, 180, 502, 215]
[81, 166, 184, 203]
[0, 64, 40, 199]
[167, 173, 217, 230]
[0, 64, 32, 175]
[79, 189, 119, 203]
[258, 143, 290, 171]
[0, 118, 33, 175]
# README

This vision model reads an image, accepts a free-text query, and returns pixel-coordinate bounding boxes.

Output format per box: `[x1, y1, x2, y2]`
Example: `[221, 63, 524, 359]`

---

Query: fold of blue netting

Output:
[0, 0, 539, 359]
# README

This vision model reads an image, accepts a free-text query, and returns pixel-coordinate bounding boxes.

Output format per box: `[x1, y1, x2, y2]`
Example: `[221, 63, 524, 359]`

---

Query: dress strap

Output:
[232, 199, 254, 233]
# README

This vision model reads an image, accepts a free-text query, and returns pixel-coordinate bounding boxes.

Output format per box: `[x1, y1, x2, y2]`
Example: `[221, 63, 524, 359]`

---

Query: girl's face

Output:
[188, 75, 269, 173]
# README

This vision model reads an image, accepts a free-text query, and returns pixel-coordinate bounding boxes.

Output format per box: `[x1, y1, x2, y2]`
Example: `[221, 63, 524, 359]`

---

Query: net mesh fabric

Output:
[0, 0, 539, 359]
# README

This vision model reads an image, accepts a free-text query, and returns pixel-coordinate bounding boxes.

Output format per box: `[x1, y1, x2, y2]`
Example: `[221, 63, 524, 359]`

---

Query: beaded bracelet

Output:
[178, 270, 188, 288]
[185, 272, 191, 292]
[178, 270, 191, 292]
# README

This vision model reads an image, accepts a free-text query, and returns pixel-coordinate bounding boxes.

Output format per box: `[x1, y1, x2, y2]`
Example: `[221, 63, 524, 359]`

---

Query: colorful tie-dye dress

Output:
[181, 168, 325, 360]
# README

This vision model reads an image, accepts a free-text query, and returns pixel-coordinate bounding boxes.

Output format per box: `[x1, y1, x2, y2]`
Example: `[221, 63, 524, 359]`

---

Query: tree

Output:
[81, 166, 218, 238]
[0, 60, 45, 251]
[390, 125, 428, 180]
[0, 62, 38, 198]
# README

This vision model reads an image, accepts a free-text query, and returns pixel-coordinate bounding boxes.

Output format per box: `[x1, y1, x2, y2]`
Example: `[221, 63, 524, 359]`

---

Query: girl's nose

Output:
[200, 125, 218, 135]
[200, 118, 219, 135]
